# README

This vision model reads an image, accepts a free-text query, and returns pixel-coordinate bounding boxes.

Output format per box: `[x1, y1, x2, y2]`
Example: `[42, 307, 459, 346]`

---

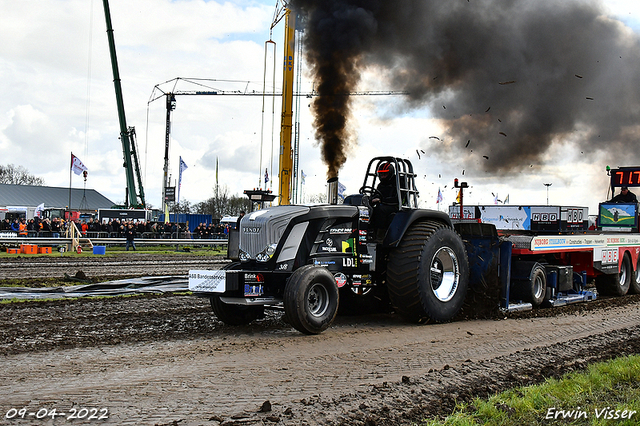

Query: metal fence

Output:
[0, 231, 228, 248]
[6, 231, 229, 240]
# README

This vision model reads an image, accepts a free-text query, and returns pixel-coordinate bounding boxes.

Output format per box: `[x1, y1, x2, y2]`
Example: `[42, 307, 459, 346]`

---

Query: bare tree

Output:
[170, 200, 193, 214]
[193, 185, 251, 219]
[306, 192, 328, 204]
[0, 164, 45, 185]
[227, 195, 252, 216]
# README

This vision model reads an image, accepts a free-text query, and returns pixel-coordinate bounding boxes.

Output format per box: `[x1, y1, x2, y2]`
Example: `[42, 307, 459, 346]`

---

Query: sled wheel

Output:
[510, 261, 547, 307]
[631, 257, 640, 294]
[596, 253, 631, 296]
[387, 220, 469, 323]
[284, 265, 339, 335]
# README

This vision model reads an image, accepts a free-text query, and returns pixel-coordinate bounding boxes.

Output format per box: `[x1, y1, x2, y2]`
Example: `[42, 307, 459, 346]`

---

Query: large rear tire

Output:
[596, 253, 631, 297]
[387, 220, 469, 323]
[284, 265, 339, 335]
[209, 262, 264, 326]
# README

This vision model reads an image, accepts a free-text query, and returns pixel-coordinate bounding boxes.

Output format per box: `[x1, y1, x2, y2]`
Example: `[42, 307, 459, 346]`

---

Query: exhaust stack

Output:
[327, 177, 339, 205]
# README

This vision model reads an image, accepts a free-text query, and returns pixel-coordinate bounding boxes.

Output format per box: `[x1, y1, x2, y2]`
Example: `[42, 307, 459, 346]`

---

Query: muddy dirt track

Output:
[0, 254, 227, 280]
[1, 254, 640, 425]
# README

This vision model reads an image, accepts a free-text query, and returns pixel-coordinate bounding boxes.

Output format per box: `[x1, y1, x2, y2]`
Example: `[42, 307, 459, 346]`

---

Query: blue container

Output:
[93, 246, 106, 255]
[158, 213, 212, 232]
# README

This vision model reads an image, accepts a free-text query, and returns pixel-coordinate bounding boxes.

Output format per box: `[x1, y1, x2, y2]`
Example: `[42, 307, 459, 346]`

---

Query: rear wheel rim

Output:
[429, 247, 460, 302]
[621, 258, 629, 285]
[533, 273, 545, 300]
[308, 283, 330, 317]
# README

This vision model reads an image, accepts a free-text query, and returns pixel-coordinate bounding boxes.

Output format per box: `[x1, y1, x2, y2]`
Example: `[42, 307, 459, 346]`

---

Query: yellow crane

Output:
[274, 3, 296, 205]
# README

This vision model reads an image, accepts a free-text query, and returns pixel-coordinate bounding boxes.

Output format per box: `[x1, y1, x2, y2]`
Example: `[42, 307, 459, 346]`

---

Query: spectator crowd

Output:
[1, 216, 232, 240]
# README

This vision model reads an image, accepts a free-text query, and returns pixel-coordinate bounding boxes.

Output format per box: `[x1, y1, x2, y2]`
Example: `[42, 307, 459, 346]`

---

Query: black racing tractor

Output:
[189, 157, 469, 334]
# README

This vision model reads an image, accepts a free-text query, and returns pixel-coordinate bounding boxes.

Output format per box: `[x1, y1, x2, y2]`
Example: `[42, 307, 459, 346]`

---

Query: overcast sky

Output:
[2, 0, 640, 215]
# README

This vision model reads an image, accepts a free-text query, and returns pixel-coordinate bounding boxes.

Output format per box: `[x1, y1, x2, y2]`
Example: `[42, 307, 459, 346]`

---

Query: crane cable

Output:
[84, 0, 95, 163]
[269, 41, 277, 194]
[292, 28, 303, 203]
[260, 39, 277, 193]
[259, 0, 286, 197]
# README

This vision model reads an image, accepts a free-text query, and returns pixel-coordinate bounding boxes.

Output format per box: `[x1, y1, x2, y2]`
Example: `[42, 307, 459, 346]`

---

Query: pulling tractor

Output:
[190, 156, 470, 334]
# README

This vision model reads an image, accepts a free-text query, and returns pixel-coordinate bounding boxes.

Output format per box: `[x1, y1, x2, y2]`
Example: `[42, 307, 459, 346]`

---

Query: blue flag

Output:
[178, 156, 188, 202]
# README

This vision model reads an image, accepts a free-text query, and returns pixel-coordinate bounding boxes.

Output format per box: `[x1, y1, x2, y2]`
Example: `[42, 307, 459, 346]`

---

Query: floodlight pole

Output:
[544, 183, 552, 205]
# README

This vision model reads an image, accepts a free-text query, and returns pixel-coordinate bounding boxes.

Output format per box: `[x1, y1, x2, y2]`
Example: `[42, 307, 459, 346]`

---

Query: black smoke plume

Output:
[292, 0, 640, 177]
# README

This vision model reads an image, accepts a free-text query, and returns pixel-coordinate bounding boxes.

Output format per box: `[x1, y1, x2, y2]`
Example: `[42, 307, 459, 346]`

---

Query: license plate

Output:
[189, 270, 226, 293]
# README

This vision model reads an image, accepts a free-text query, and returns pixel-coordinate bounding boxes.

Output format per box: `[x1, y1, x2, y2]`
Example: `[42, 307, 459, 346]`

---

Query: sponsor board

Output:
[189, 270, 226, 293]
[530, 234, 640, 251]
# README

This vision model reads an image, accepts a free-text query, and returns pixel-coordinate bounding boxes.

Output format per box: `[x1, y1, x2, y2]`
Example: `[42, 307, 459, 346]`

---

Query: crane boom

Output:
[102, 0, 145, 208]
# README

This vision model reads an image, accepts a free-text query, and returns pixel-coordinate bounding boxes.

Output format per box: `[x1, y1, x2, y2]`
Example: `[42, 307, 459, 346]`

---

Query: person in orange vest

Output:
[81, 220, 88, 236]
[18, 219, 27, 237]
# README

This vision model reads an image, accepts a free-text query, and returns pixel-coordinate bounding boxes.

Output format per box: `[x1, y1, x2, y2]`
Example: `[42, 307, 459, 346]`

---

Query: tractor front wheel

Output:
[284, 265, 339, 335]
[209, 262, 264, 326]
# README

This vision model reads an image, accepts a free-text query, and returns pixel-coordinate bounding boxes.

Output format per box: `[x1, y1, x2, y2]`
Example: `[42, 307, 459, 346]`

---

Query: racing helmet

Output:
[377, 162, 395, 181]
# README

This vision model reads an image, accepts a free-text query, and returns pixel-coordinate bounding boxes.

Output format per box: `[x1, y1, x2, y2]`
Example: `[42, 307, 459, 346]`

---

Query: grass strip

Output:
[424, 355, 640, 425]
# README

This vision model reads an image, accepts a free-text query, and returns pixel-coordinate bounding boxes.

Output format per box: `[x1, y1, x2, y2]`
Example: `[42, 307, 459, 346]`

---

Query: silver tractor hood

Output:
[238, 205, 310, 262]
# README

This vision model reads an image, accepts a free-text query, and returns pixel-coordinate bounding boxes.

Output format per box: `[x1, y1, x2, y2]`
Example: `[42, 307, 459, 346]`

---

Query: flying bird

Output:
[499, 132, 507, 137]
[485, 107, 491, 112]
[483, 155, 489, 159]
[499, 80, 516, 85]
[575, 74, 583, 78]
[465, 140, 471, 148]
[416, 149, 420, 159]
[429, 136, 441, 140]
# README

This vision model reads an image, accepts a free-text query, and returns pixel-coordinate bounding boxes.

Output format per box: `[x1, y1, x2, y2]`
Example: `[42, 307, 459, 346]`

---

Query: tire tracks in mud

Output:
[1, 255, 640, 425]
[0, 254, 228, 279]
[1, 299, 639, 425]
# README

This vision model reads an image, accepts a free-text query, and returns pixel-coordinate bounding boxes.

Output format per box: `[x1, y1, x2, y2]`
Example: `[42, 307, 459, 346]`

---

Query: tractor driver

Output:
[610, 186, 638, 203]
[369, 161, 400, 242]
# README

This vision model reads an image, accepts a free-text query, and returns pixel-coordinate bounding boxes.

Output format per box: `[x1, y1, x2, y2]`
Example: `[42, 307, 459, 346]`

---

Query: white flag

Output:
[71, 153, 88, 176]
[35, 203, 44, 218]
[178, 156, 188, 202]
[338, 181, 346, 200]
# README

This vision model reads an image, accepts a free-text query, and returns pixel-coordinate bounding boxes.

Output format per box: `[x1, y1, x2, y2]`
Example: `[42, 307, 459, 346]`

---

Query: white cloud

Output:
[605, 0, 640, 29]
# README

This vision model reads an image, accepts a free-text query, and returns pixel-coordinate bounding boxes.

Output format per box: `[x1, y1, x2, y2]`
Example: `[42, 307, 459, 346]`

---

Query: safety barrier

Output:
[6, 231, 229, 240]
[1, 234, 228, 248]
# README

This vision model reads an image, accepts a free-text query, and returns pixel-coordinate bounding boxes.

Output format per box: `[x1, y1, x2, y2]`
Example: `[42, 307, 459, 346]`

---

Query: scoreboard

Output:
[610, 167, 640, 188]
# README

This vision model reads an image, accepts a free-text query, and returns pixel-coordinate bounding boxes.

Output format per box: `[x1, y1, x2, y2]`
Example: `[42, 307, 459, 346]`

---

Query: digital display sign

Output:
[610, 168, 640, 188]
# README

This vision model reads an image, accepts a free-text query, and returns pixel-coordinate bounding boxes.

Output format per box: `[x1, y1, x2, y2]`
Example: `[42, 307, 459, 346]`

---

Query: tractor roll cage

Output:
[360, 156, 419, 210]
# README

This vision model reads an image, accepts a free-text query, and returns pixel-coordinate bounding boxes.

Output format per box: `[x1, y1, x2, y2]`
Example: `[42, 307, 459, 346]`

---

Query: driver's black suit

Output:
[370, 177, 400, 233]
